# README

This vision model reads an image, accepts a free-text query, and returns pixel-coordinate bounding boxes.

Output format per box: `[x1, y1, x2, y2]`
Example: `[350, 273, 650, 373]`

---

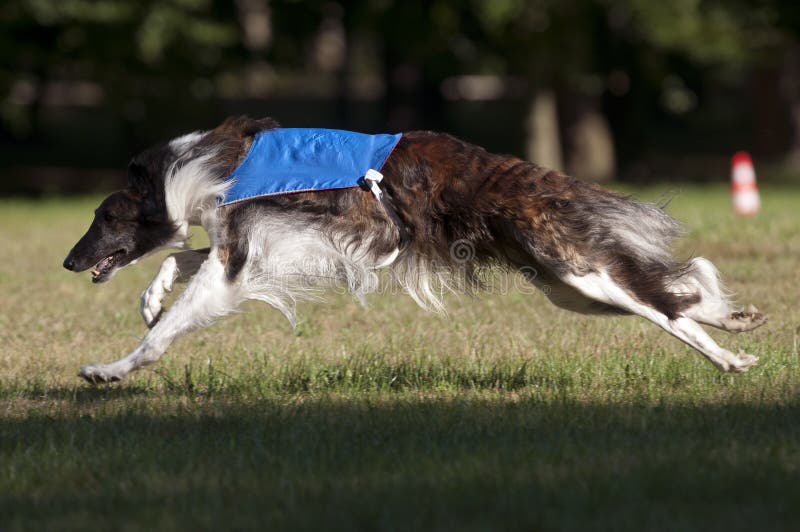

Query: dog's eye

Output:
[104, 212, 114, 223]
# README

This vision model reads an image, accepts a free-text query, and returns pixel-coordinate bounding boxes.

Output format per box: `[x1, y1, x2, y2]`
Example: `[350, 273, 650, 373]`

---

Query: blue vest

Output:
[219, 128, 403, 206]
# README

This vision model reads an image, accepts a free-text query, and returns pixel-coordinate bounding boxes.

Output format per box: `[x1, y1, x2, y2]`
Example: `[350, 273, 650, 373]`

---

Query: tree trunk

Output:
[524, 90, 564, 171]
[780, 41, 800, 171]
[562, 95, 616, 182]
[235, 0, 272, 53]
[788, 103, 800, 169]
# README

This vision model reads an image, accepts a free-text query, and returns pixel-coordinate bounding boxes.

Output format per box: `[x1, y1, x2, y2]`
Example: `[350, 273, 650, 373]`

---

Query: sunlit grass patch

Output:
[1, 185, 799, 531]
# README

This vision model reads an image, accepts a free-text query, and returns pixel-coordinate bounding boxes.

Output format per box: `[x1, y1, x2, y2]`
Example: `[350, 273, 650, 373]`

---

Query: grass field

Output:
[1, 184, 799, 531]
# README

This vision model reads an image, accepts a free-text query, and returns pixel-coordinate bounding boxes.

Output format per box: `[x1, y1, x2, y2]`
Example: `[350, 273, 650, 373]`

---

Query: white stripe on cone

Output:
[731, 151, 760, 216]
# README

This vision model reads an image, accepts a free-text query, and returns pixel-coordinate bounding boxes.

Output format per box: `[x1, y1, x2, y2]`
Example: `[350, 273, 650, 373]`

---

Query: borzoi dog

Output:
[63, 116, 766, 383]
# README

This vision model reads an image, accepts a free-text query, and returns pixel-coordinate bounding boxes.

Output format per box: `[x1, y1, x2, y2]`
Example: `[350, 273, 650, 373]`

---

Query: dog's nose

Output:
[63, 256, 76, 271]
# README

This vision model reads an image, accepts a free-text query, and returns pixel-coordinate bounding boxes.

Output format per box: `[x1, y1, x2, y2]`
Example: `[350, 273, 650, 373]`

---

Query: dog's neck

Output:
[164, 145, 232, 235]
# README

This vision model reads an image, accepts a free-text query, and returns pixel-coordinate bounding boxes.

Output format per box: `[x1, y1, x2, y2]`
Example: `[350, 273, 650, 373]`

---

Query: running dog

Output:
[63, 116, 766, 383]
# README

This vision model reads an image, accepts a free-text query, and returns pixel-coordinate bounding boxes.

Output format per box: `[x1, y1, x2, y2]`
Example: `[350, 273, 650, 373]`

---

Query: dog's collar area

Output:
[361, 169, 410, 247]
[364, 169, 384, 200]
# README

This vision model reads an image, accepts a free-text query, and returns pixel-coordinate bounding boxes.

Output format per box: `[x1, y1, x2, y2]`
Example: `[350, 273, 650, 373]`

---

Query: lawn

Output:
[1, 184, 799, 531]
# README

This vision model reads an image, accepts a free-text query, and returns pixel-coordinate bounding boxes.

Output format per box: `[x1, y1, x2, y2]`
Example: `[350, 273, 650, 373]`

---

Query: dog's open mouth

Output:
[91, 250, 125, 283]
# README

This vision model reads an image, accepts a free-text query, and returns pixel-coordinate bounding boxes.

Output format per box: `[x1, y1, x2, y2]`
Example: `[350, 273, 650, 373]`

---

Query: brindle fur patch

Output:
[197, 118, 698, 319]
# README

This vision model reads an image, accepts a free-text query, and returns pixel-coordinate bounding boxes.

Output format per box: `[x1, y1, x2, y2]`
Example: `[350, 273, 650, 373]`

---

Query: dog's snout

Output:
[63, 255, 76, 271]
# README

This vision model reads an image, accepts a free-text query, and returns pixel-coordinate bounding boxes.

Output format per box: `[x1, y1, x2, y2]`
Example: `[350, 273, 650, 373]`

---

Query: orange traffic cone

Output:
[731, 151, 760, 216]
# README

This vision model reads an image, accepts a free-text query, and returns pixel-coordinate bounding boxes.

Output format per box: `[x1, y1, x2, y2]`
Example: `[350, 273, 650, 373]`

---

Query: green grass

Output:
[1, 185, 799, 531]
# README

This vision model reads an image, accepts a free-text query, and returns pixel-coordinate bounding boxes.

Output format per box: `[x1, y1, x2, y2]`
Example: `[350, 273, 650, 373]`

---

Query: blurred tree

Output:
[267, 0, 492, 131]
[771, 0, 800, 169]
[0, 0, 242, 143]
[2, 0, 800, 186]
[297, 0, 480, 131]
[626, 0, 800, 173]
[468, 0, 796, 179]
[470, 0, 618, 180]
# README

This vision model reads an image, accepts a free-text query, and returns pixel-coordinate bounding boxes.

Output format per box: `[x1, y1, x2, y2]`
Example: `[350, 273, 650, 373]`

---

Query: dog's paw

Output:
[725, 305, 768, 333]
[728, 351, 759, 373]
[79, 364, 123, 384]
[140, 286, 164, 328]
[140, 256, 177, 328]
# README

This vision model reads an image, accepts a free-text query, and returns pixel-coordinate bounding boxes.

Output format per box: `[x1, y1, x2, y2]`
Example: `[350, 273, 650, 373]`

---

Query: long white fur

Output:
[165, 132, 231, 229]
[80, 132, 762, 383]
[81, 251, 242, 382]
[670, 257, 732, 323]
[166, 130, 452, 318]
[561, 270, 758, 373]
[140, 249, 210, 327]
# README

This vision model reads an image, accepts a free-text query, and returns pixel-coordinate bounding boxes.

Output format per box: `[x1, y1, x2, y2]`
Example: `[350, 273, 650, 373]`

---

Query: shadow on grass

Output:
[2, 383, 152, 402]
[2, 394, 800, 532]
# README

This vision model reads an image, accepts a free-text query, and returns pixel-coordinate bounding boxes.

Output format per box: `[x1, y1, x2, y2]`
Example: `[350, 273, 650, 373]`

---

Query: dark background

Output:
[2, 0, 800, 195]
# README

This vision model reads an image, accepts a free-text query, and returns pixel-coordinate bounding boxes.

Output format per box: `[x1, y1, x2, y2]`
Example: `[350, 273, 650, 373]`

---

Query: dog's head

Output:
[63, 143, 182, 283]
[63, 115, 280, 283]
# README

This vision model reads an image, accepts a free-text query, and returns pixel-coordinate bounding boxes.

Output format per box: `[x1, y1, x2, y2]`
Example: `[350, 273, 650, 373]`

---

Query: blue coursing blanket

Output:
[219, 128, 403, 206]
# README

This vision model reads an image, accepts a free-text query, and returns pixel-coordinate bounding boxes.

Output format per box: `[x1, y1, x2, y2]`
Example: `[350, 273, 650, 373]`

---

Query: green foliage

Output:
[2, 0, 800, 172]
[0, 0, 243, 135]
[626, 0, 785, 64]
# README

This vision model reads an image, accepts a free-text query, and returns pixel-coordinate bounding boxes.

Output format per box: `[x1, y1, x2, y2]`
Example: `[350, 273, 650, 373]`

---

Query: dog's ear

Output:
[215, 115, 279, 138]
[243, 116, 280, 136]
[127, 161, 151, 198]
[128, 164, 166, 220]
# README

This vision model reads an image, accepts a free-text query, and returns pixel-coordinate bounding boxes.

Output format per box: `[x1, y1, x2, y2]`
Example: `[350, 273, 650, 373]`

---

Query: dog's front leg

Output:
[80, 250, 241, 384]
[140, 248, 210, 327]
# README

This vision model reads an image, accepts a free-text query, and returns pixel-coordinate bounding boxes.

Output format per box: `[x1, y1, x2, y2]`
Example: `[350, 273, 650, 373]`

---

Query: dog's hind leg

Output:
[140, 248, 210, 328]
[674, 257, 767, 333]
[559, 270, 759, 373]
[80, 250, 241, 383]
